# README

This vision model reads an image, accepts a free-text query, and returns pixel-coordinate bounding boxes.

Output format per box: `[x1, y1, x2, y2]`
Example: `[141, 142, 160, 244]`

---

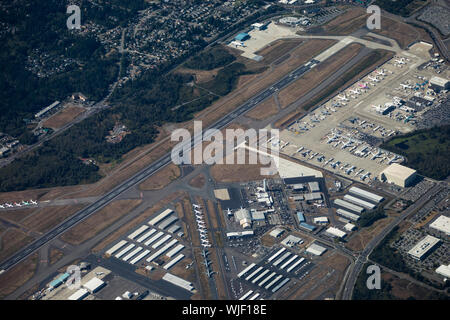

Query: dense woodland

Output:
[374, 0, 428, 17]
[357, 206, 387, 228]
[381, 125, 450, 180]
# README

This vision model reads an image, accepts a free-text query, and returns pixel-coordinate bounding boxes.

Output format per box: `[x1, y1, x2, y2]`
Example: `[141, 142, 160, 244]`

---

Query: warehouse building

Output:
[234, 208, 252, 229]
[379, 163, 417, 187]
[304, 192, 322, 202]
[308, 181, 320, 192]
[348, 187, 384, 203]
[344, 223, 356, 231]
[334, 199, 364, 214]
[269, 228, 285, 238]
[162, 273, 194, 291]
[306, 243, 327, 256]
[429, 215, 450, 235]
[234, 32, 250, 41]
[226, 230, 254, 239]
[325, 227, 347, 239]
[68, 288, 89, 300]
[83, 277, 105, 293]
[429, 76, 449, 92]
[149, 209, 174, 226]
[313, 217, 329, 225]
[296, 211, 305, 223]
[336, 208, 360, 221]
[408, 235, 440, 260]
[435, 264, 450, 278]
[343, 194, 376, 210]
[299, 222, 316, 232]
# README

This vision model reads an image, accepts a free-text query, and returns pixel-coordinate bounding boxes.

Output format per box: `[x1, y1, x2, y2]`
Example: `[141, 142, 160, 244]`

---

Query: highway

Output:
[341, 182, 443, 300]
[0, 56, 319, 273]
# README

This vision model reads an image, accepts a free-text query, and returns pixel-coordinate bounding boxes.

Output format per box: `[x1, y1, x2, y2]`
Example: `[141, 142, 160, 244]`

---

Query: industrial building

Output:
[234, 33, 250, 41]
[281, 235, 303, 247]
[226, 230, 254, 239]
[334, 199, 364, 214]
[306, 243, 327, 256]
[429, 215, 450, 235]
[83, 277, 105, 293]
[235, 208, 252, 229]
[149, 209, 174, 226]
[407, 235, 440, 260]
[325, 227, 347, 239]
[304, 192, 322, 202]
[296, 211, 305, 223]
[299, 222, 316, 232]
[336, 208, 360, 221]
[162, 273, 194, 291]
[344, 223, 356, 231]
[313, 217, 329, 225]
[379, 163, 417, 187]
[308, 181, 320, 192]
[348, 187, 384, 203]
[35, 101, 60, 118]
[429, 76, 449, 91]
[251, 21, 270, 30]
[68, 288, 89, 300]
[343, 194, 376, 210]
[269, 228, 285, 238]
[435, 264, 450, 278]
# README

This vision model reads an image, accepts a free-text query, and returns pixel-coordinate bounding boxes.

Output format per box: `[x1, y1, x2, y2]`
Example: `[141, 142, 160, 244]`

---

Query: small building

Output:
[344, 223, 356, 231]
[408, 235, 440, 260]
[308, 181, 320, 192]
[269, 228, 285, 238]
[68, 288, 89, 300]
[235, 33, 250, 41]
[251, 21, 270, 30]
[306, 243, 327, 256]
[380, 163, 417, 187]
[313, 217, 329, 225]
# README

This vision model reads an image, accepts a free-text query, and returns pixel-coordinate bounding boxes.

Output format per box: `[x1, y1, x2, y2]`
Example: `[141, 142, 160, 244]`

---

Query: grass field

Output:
[0, 252, 38, 299]
[43, 105, 85, 129]
[0, 228, 34, 262]
[381, 125, 450, 180]
[138, 163, 180, 191]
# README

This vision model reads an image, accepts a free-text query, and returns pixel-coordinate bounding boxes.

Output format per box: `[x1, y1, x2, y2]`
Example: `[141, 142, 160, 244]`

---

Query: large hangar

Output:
[379, 163, 417, 187]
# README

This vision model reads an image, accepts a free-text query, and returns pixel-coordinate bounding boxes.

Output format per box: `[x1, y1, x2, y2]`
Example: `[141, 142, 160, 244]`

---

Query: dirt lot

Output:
[255, 39, 304, 65]
[278, 43, 364, 109]
[346, 216, 393, 252]
[382, 271, 445, 299]
[0, 252, 38, 299]
[0, 208, 38, 224]
[188, 173, 206, 189]
[0, 228, 34, 262]
[60, 199, 142, 245]
[176, 67, 220, 83]
[318, 7, 368, 35]
[22, 204, 87, 234]
[374, 17, 426, 49]
[245, 96, 279, 120]
[92, 192, 184, 254]
[43, 105, 85, 129]
[138, 163, 180, 191]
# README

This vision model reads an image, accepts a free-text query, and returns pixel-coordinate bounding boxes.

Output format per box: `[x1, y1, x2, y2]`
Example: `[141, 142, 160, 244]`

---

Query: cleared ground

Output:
[42, 105, 85, 129]
[0, 252, 38, 299]
[188, 173, 206, 189]
[0, 228, 34, 262]
[138, 163, 181, 191]
[60, 199, 142, 245]
[245, 96, 279, 120]
[346, 216, 393, 252]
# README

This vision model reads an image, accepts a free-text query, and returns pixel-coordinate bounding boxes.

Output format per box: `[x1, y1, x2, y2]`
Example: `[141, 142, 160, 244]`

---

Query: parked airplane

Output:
[376, 69, 386, 76]
[192, 204, 201, 209]
[337, 94, 349, 101]
[341, 139, 352, 149]
[194, 209, 202, 215]
[370, 149, 382, 160]
[349, 88, 361, 95]
[400, 83, 412, 89]
[0, 205, 4, 209]
[368, 76, 380, 82]
[360, 172, 370, 180]
[14, 202, 22, 207]
[358, 82, 368, 89]
[388, 155, 401, 164]
[30, 200, 37, 205]
[346, 166, 356, 175]
[327, 135, 338, 144]
[5, 203, 13, 208]
[200, 250, 209, 258]
[395, 58, 406, 65]
[21, 201, 30, 206]
[230, 40, 246, 48]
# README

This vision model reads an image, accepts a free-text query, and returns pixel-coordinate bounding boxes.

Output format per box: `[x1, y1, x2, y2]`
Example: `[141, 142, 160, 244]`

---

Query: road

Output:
[341, 182, 443, 300]
[0, 55, 319, 273]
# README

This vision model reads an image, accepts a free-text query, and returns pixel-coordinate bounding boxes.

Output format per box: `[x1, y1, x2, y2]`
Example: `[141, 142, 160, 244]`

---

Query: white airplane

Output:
[14, 202, 22, 207]
[346, 166, 356, 175]
[202, 243, 212, 248]
[230, 40, 245, 48]
[327, 135, 338, 144]
[95, 272, 104, 276]
[395, 58, 406, 65]
[360, 172, 370, 180]
[349, 146, 357, 152]
[192, 204, 201, 209]
[368, 76, 380, 82]
[400, 83, 412, 89]
[0, 205, 4, 209]
[376, 69, 386, 76]
[295, 146, 304, 153]
[317, 155, 325, 162]
[5, 203, 13, 208]
[337, 94, 349, 102]
[355, 169, 364, 176]
[325, 157, 333, 165]
[358, 82, 368, 89]
[21, 201, 30, 206]
[194, 209, 202, 214]
[341, 139, 352, 149]
[370, 149, 382, 160]
[349, 88, 361, 95]
[388, 155, 401, 164]
[30, 200, 37, 205]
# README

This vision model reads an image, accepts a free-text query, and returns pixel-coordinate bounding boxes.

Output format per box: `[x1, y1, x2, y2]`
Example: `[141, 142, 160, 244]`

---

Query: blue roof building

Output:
[297, 212, 305, 223]
[299, 222, 316, 232]
[235, 33, 250, 41]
